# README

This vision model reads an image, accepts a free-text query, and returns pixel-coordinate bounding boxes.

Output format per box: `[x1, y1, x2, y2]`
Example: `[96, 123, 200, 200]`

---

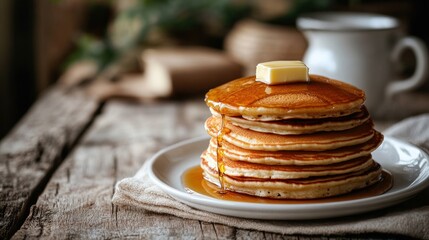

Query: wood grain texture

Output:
[13, 99, 222, 239]
[0, 88, 98, 239]
[374, 91, 429, 120]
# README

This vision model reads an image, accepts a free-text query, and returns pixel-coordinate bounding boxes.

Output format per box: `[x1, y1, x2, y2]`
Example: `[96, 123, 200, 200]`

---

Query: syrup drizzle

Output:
[216, 114, 228, 193]
[205, 76, 364, 111]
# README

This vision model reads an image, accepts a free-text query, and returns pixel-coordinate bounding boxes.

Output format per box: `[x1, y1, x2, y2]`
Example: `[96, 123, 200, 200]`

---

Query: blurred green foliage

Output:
[267, 0, 333, 25]
[64, 0, 334, 71]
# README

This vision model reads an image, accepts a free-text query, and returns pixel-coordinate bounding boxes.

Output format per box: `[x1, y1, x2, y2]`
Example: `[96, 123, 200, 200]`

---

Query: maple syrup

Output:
[215, 114, 230, 193]
[182, 165, 393, 204]
[205, 76, 364, 114]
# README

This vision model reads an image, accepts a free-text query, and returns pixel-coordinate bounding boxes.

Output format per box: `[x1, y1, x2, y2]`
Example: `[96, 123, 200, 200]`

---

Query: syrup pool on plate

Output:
[182, 165, 393, 204]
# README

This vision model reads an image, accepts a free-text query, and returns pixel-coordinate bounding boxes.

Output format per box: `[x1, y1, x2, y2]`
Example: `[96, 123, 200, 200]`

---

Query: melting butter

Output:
[256, 61, 309, 85]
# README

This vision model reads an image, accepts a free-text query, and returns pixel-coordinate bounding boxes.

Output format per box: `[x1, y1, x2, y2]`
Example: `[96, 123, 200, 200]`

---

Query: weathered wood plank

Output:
[12, 100, 211, 239]
[0, 87, 99, 239]
[374, 91, 429, 120]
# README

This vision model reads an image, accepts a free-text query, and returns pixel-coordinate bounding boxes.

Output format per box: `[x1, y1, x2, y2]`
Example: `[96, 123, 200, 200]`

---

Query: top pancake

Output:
[205, 75, 365, 120]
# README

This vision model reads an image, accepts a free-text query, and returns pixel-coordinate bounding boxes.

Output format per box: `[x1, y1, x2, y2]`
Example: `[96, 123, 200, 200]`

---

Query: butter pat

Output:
[256, 61, 309, 85]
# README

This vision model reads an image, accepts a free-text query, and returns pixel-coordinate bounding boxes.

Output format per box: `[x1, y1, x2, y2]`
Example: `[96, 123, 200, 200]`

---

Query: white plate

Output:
[147, 136, 429, 220]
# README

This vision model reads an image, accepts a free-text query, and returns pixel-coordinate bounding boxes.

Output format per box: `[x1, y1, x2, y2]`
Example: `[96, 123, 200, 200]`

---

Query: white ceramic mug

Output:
[297, 12, 429, 113]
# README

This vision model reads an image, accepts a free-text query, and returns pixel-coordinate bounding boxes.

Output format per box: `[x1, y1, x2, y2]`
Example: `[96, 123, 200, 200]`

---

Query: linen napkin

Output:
[112, 114, 429, 239]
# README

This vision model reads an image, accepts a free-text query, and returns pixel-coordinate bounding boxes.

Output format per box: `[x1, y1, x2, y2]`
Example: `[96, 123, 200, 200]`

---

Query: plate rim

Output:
[147, 136, 429, 215]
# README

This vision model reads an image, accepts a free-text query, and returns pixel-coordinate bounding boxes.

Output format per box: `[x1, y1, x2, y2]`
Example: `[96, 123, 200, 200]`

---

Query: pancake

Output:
[205, 75, 365, 120]
[223, 106, 370, 135]
[202, 151, 375, 179]
[205, 116, 375, 151]
[200, 72, 385, 200]
[201, 159, 382, 199]
[208, 131, 383, 165]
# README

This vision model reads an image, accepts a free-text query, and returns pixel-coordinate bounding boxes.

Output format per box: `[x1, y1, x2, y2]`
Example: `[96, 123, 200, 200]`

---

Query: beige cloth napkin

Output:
[112, 114, 429, 239]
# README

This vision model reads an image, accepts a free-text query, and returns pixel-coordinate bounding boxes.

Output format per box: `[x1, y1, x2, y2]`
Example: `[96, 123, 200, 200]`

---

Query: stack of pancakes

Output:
[200, 75, 384, 199]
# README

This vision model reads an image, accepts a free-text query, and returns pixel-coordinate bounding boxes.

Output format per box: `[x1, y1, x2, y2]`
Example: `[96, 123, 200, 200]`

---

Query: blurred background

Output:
[1, 0, 429, 139]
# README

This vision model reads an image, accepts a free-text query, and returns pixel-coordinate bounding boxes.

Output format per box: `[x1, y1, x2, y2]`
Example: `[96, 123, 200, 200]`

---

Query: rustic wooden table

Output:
[1, 86, 428, 239]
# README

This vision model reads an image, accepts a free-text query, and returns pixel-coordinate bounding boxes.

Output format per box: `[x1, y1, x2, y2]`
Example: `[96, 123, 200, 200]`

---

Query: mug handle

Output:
[386, 37, 429, 98]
